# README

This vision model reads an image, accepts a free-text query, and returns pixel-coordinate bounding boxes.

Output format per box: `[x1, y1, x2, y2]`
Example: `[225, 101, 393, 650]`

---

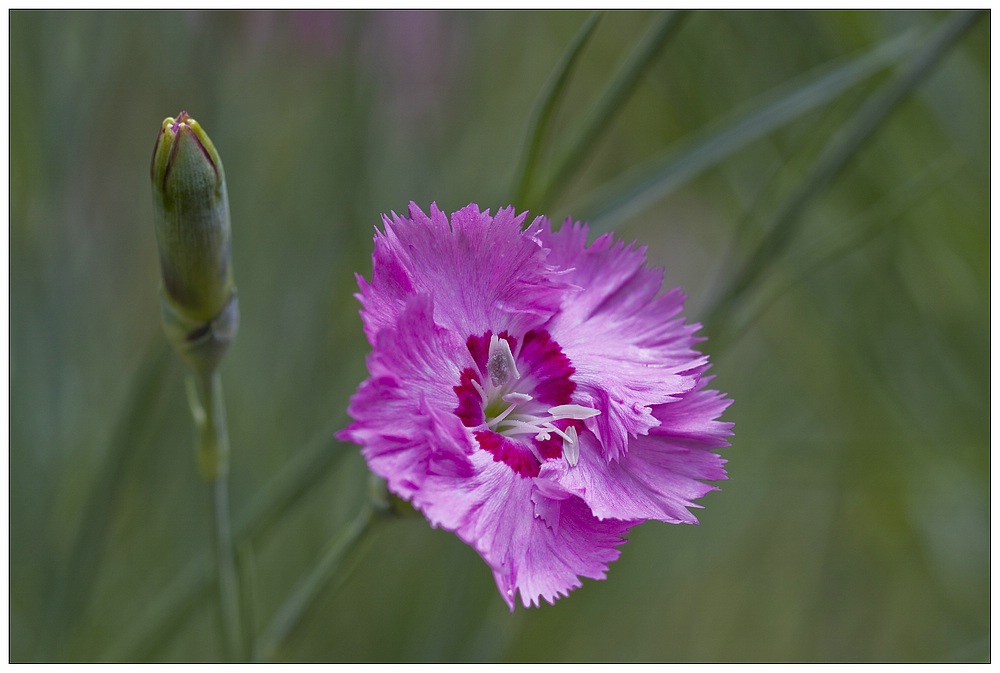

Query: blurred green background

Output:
[9, 9, 989, 662]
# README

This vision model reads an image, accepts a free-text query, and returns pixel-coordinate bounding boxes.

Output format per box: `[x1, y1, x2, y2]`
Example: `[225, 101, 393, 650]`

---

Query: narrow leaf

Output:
[576, 26, 922, 231]
[713, 153, 965, 353]
[46, 341, 174, 658]
[534, 10, 688, 208]
[253, 495, 377, 661]
[101, 417, 353, 661]
[513, 11, 603, 207]
[704, 9, 984, 334]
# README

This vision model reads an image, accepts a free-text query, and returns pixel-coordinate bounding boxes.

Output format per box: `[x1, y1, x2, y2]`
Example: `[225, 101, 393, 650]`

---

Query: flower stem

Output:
[188, 370, 246, 660]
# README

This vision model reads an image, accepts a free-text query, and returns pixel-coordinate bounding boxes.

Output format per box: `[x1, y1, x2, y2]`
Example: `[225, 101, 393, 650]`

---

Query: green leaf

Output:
[252, 481, 380, 662]
[712, 153, 966, 353]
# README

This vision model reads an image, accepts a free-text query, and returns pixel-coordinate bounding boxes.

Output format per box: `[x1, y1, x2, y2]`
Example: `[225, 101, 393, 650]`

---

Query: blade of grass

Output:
[574, 26, 921, 232]
[252, 475, 385, 662]
[703, 9, 984, 336]
[100, 416, 354, 661]
[712, 153, 965, 353]
[43, 340, 174, 659]
[512, 11, 603, 208]
[532, 10, 688, 209]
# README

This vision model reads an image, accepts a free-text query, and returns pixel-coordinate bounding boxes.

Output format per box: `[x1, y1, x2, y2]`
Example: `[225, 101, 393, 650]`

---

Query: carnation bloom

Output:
[339, 203, 733, 609]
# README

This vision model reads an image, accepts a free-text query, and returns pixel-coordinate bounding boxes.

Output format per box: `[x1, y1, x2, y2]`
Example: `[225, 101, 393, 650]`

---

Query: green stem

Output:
[189, 371, 245, 660]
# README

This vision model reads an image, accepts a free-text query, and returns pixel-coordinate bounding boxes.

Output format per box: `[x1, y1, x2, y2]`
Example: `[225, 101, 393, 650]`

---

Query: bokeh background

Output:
[9, 9, 989, 662]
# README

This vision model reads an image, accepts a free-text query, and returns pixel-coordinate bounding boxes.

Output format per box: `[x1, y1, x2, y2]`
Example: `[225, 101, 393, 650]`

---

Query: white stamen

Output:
[473, 333, 599, 470]
[486, 401, 519, 429]
[548, 404, 600, 421]
[500, 414, 586, 445]
[497, 405, 597, 469]
[549, 425, 575, 444]
[487, 334, 520, 386]
[470, 378, 487, 402]
[501, 418, 552, 436]
[563, 426, 580, 466]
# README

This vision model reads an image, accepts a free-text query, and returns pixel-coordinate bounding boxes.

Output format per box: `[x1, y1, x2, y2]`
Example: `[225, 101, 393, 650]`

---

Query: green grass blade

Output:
[535, 10, 688, 209]
[576, 26, 922, 231]
[513, 11, 603, 208]
[101, 417, 353, 661]
[704, 9, 984, 336]
[712, 153, 965, 353]
[252, 486, 379, 661]
[44, 341, 174, 659]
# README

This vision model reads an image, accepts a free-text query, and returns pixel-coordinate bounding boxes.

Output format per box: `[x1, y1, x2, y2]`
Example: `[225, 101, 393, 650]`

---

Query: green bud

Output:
[151, 111, 238, 375]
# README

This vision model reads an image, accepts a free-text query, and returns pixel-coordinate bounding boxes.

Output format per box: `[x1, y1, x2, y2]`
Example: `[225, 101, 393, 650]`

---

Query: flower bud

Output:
[151, 111, 238, 374]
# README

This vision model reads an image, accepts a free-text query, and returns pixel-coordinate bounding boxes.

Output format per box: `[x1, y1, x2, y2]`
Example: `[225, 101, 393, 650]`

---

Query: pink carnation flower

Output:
[339, 203, 733, 609]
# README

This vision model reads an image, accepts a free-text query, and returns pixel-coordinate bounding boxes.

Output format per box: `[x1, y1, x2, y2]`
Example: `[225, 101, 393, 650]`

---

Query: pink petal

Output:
[357, 203, 569, 343]
[338, 294, 475, 498]
[545, 385, 732, 523]
[415, 451, 631, 610]
[649, 377, 735, 448]
[539, 219, 708, 459]
[341, 203, 735, 609]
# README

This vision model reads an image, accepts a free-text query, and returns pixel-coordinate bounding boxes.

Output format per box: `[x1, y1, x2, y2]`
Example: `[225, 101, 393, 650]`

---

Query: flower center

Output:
[454, 330, 598, 477]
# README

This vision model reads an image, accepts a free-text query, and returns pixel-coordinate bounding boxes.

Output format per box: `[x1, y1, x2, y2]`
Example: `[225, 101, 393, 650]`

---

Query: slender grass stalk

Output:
[572, 27, 921, 232]
[513, 11, 603, 209]
[252, 477, 385, 661]
[534, 10, 688, 208]
[101, 419, 353, 661]
[40, 342, 173, 660]
[187, 371, 245, 660]
[711, 154, 964, 354]
[703, 9, 984, 337]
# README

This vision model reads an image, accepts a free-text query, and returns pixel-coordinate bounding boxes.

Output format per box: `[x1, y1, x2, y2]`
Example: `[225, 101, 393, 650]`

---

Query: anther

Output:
[487, 334, 520, 387]
[563, 426, 580, 466]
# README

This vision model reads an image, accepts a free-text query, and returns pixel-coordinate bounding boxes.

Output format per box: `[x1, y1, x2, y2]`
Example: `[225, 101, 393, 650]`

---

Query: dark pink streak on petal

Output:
[453, 368, 484, 427]
[519, 330, 575, 405]
[475, 430, 540, 478]
[466, 331, 491, 371]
